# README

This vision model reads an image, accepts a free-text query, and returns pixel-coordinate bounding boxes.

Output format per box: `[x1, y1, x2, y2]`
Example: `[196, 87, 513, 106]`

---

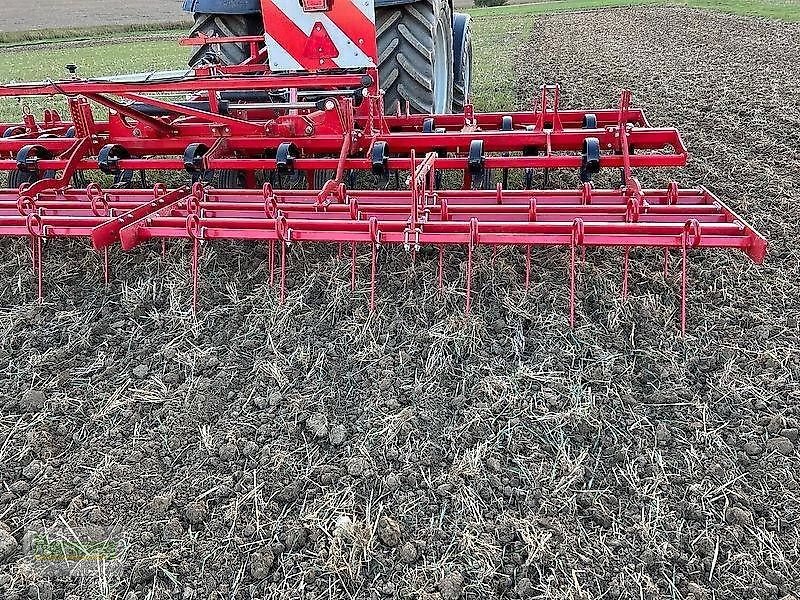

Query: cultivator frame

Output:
[0, 27, 767, 332]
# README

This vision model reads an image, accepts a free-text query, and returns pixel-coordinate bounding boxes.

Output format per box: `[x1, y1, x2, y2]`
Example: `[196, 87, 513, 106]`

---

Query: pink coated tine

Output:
[186, 213, 203, 313]
[263, 183, 278, 286]
[570, 218, 585, 328]
[622, 246, 630, 301]
[369, 216, 379, 311]
[663, 182, 679, 278]
[465, 217, 478, 314]
[88, 187, 113, 283]
[438, 197, 449, 291]
[275, 212, 289, 305]
[25, 212, 44, 301]
[525, 198, 537, 290]
[681, 219, 702, 336]
[350, 198, 360, 291]
[581, 182, 592, 205]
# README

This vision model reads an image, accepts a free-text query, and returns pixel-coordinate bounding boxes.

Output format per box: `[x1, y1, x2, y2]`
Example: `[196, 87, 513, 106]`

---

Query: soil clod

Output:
[438, 572, 464, 600]
[399, 541, 418, 563]
[766, 436, 795, 456]
[307, 412, 329, 438]
[249, 548, 275, 579]
[20, 390, 45, 412]
[377, 516, 402, 547]
[329, 423, 347, 446]
[184, 501, 208, 525]
[0, 527, 17, 563]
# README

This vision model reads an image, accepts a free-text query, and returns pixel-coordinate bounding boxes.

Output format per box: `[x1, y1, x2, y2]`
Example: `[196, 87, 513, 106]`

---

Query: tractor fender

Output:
[182, 0, 261, 14]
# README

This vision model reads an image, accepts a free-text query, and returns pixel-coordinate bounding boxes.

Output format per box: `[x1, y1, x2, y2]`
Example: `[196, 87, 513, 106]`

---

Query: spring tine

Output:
[103, 247, 109, 285]
[465, 243, 473, 314]
[663, 248, 670, 278]
[681, 237, 688, 336]
[466, 218, 478, 314]
[622, 246, 630, 300]
[438, 245, 444, 291]
[280, 240, 287, 305]
[350, 241, 356, 291]
[370, 241, 377, 312]
[524, 245, 531, 290]
[161, 239, 166, 258]
[569, 242, 576, 327]
[29, 234, 37, 297]
[35, 235, 43, 302]
[29, 234, 36, 282]
[191, 237, 199, 313]
[569, 219, 585, 328]
[268, 240, 275, 286]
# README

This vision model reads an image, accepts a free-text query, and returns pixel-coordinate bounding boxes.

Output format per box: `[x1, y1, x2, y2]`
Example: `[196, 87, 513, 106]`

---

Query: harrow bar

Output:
[0, 69, 767, 331]
[0, 165, 766, 332]
[0, 180, 766, 255]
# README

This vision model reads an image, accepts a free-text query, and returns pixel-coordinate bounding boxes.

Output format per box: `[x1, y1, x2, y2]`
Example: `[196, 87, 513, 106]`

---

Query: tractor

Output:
[183, 0, 472, 114]
[0, 0, 766, 332]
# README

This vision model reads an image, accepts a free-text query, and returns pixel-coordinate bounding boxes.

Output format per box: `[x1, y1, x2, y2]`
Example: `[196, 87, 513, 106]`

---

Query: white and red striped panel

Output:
[260, 0, 377, 71]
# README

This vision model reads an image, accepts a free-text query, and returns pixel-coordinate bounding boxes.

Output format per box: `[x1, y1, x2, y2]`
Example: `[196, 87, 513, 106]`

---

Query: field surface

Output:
[0, 3, 799, 600]
[0, 0, 797, 37]
[0, 0, 187, 32]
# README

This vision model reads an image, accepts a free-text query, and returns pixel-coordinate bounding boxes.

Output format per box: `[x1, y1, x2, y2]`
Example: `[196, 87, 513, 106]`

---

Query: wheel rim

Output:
[433, 24, 449, 114]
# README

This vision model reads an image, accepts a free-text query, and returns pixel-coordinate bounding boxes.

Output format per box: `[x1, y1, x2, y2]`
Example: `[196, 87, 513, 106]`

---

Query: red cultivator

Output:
[0, 5, 766, 333]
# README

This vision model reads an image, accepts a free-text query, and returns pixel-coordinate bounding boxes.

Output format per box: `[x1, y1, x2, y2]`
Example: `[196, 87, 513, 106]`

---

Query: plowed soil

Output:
[0, 6, 799, 600]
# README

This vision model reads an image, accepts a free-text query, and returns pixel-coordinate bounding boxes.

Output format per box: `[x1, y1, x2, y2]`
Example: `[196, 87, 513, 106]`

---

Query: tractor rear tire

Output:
[198, 169, 247, 189]
[6, 170, 86, 189]
[376, 0, 454, 115]
[188, 13, 264, 67]
[7, 170, 39, 189]
[452, 13, 473, 113]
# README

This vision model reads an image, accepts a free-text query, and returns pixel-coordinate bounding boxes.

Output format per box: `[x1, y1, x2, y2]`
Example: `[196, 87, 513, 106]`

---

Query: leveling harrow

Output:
[0, 0, 766, 333]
